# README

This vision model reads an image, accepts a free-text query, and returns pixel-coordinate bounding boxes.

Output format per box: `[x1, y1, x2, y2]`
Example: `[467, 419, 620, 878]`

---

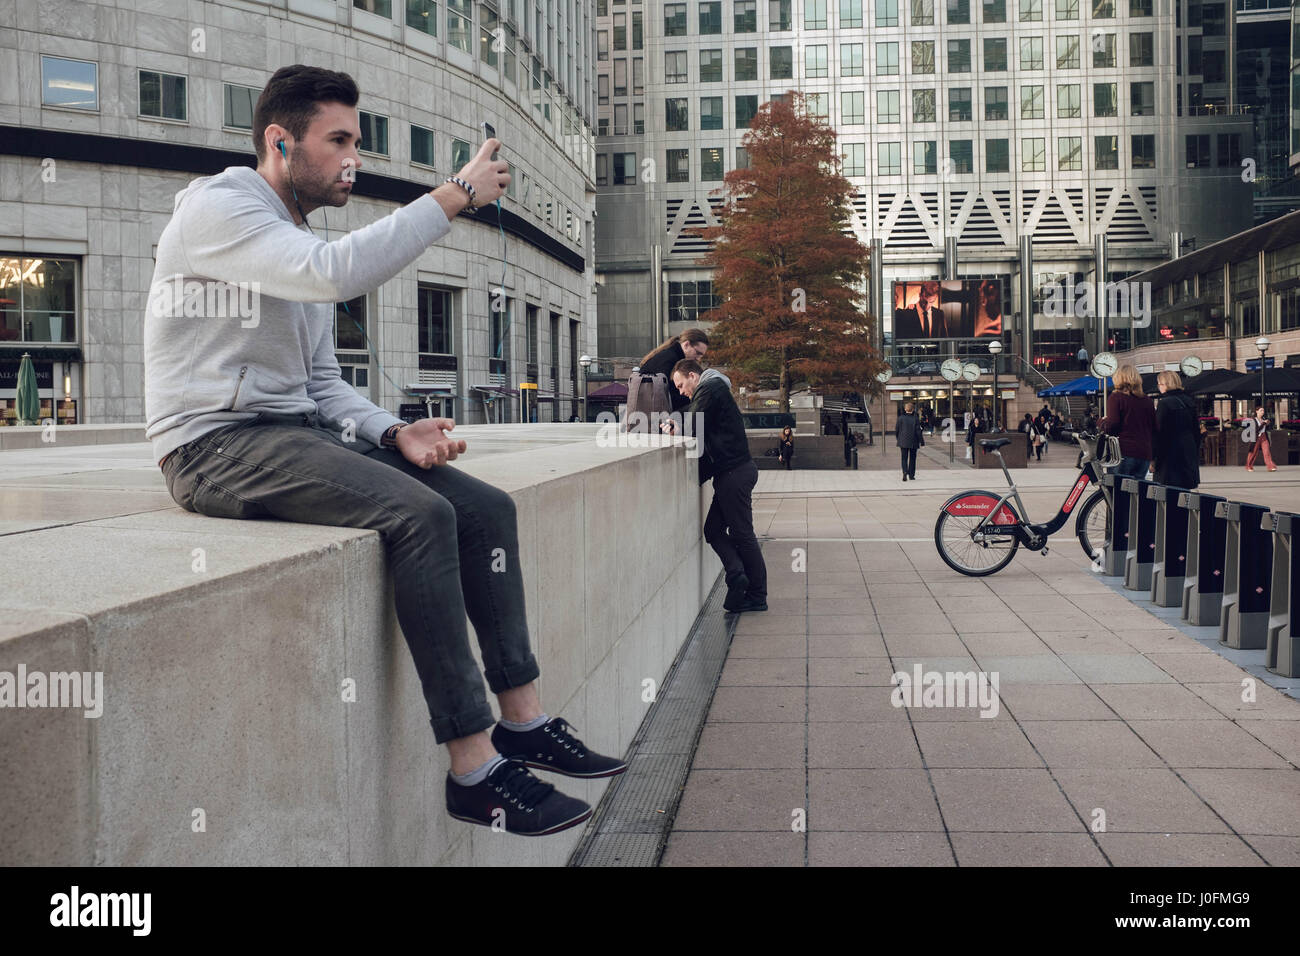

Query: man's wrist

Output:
[380, 423, 406, 448]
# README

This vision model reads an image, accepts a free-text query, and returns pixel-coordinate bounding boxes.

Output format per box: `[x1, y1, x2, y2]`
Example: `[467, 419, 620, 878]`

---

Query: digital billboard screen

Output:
[892, 280, 1002, 340]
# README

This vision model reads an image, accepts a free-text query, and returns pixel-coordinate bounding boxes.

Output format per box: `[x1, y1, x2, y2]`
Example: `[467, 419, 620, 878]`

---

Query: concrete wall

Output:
[0, 427, 718, 865]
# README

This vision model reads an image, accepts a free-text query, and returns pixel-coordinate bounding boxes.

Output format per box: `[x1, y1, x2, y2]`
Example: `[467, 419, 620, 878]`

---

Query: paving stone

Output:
[950, 833, 1107, 867]
[1094, 833, 1265, 866]
[914, 721, 1043, 768]
[1058, 654, 1174, 684]
[930, 769, 1082, 832]
[1090, 684, 1224, 721]
[707, 686, 806, 723]
[1234, 720, 1300, 767]
[672, 769, 806, 831]
[693, 723, 806, 770]
[807, 831, 954, 866]
[808, 769, 944, 831]
[807, 615, 883, 636]
[808, 721, 924, 769]
[719, 658, 806, 687]
[1053, 769, 1231, 834]
[1179, 769, 1300, 836]
[660, 831, 804, 867]
[809, 685, 908, 722]
[1243, 835, 1300, 866]
[727, 633, 807, 659]
[996, 684, 1117, 721]
[1186, 682, 1300, 720]
[1020, 721, 1165, 769]
[977, 655, 1082, 684]
[1143, 652, 1256, 684]
[1127, 720, 1291, 769]
[808, 657, 899, 686]
[807, 634, 891, 657]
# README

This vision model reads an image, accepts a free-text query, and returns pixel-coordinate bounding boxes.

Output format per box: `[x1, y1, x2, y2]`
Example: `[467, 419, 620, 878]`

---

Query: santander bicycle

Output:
[934, 430, 1121, 576]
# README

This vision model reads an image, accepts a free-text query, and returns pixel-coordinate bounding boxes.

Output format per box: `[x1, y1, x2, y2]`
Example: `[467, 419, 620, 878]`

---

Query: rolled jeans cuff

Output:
[430, 705, 498, 746]
[484, 654, 541, 696]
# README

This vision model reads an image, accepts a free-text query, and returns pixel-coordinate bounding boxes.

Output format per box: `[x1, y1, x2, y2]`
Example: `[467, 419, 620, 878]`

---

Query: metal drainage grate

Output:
[568, 576, 734, 866]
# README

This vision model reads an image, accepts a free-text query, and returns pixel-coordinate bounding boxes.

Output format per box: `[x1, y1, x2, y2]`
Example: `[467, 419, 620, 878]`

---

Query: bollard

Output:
[1179, 492, 1227, 626]
[1121, 477, 1158, 592]
[1101, 473, 1128, 577]
[1149, 485, 1191, 607]
[1265, 511, 1299, 678]
[1215, 500, 1273, 650]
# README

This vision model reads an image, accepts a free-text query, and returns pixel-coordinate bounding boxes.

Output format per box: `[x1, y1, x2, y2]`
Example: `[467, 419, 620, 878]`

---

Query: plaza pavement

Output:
[661, 443, 1300, 866]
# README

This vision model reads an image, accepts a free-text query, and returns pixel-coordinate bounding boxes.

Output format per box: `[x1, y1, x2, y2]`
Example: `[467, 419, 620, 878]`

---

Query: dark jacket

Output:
[683, 369, 751, 484]
[638, 341, 689, 411]
[1153, 388, 1200, 489]
[895, 411, 924, 449]
[1098, 389, 1156, 460]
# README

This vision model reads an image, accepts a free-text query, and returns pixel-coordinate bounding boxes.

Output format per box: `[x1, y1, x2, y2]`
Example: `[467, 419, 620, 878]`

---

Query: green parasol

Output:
[16, 352, 40, 425]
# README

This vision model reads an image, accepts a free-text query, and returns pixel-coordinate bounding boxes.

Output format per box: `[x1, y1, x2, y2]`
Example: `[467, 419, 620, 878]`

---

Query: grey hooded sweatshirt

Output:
[144, 165, 450, 463]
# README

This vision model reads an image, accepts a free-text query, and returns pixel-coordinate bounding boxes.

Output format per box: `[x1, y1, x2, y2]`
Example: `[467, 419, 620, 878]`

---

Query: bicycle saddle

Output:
[979, 438, 1013, 451]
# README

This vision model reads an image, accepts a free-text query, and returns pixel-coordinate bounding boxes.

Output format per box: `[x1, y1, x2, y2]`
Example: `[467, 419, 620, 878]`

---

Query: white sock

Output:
[450, 754, 506, 787]
[498, 713, 549, 733]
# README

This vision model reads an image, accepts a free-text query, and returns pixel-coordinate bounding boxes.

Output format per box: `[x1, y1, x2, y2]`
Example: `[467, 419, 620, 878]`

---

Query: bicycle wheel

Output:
[934, 490, 1022, 577]
[1075, 489, 1111, 564]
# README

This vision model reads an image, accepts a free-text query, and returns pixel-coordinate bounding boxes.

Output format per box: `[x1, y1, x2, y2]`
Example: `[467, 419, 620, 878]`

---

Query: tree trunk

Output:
[779, 347, 789, 413]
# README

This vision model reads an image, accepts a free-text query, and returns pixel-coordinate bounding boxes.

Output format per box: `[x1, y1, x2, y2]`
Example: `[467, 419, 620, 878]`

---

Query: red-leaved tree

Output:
[694, 92, 883, 412]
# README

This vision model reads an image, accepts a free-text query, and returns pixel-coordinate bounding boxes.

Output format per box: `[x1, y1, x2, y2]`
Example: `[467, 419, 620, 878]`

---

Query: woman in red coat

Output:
[1098, 364, 1157, 479]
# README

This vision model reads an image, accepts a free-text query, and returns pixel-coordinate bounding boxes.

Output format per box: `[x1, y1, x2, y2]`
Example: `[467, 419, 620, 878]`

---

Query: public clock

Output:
[940, 358, 964, 382]
[1090, 352, 1118, 379]
[1180, 355, 1203, 378]
[876, 368, 893, 384]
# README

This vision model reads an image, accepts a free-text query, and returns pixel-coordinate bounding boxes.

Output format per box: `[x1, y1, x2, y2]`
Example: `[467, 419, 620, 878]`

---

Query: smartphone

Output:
[482, 122, 498, 160]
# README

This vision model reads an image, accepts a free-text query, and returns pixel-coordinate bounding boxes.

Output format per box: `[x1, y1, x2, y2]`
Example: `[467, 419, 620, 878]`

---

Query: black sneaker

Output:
[491, 717, 628, 779]
[733, 598, 768, 613]
[723, 572, 751, 611]
[445, 758, 593, 836]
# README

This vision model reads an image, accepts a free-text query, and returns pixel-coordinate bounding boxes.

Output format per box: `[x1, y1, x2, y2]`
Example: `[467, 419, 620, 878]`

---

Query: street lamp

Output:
[579, 354, 592, 422]
[988, 339, 1004, 431]
[1255, 336, 1270, 420]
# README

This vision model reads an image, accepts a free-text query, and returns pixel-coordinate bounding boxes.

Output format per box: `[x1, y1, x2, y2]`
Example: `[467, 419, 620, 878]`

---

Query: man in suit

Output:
[894, 282, 947, 339]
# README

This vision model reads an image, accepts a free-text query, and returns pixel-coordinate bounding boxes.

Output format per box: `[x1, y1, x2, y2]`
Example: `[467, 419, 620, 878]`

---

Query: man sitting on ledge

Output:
[144, 65, 624, 838]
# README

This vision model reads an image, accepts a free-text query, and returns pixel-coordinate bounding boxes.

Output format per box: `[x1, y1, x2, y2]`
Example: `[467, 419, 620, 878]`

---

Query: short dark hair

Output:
[253, 65, 360, 163]
[672, 359, 703, 378]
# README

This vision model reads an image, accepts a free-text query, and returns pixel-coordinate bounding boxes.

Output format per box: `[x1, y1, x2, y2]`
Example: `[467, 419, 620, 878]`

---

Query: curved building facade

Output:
[0, 0, 597, 426]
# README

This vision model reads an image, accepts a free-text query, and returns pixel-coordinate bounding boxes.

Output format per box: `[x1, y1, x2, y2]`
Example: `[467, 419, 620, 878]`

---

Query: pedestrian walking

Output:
[1244, 406, 1279, 472]
[896, 401, 924, 480]
[1077, 345, 1090, 371]
[1098, 364, 1157, 479]
[1152, 370, 1201, 488]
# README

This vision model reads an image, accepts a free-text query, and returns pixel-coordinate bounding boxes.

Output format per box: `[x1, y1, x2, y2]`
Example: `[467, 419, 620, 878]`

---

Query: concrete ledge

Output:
[0, 424, 719, 865]
[0, 423, 149, 450]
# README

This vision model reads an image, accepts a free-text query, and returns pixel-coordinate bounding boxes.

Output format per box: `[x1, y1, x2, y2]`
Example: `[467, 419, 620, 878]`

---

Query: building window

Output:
[1129, 0, 1151, 12]
[666, 51, 688, 82]
[1056, 35, 1078, 69]
[736, 146, 751, 169]
[613, 13, 627, 50]
[447, 0, 472, 52]
[913, 87, 936, 122]
[842, 0, 865, 26]
[701, 96, 723, 129]
[736, 47, 758, 80]
[355, 0, 393, 15]
[947, 0, 970, 23]
[877, 41, 899, 74]
[1020, 0, 1041, 19]
[666, 97, 690, 132]
[806, 0, 829, 27]
[667, 148, 689, 181]
[842, 90, 865, 124]
[876, 0, 900, 25]
[983, 0, 1006, 20]
[1055, 0, 1078, 15]
[1022, 136, 1046, 171]
[668, 281, 721, 323]
[614, 58, 627, 96]
[736, 95, 758, 127]
[665, 2, 687, 34]
[986, 138, 1009, 172]
[1058, 135, 1082, 170]
[879, 141, 902, 175]
[411, 125, 435, 167]
[418, 284, 454, 356]
[1129, 32, 1153, 68]
[700, 49, 723, 82]
[1130, 81, 1154, 116]
[877, 89, 901, 123]
[223, 83, 257, 129]
[985, 86, 1008, 120]
[138, 69, 184, 120]
[1092, 33, 1115, 69]
[770, 0, 793, 28]
[1217, 133, 1241, 166]
[984, 37, 1007, 71]
[950, 87, 972, 121]
[700, 1, 723, 33]
[723, 0, 753, 32]
[914, 140, 938, 173]
[843, 142, 866, 175]
[598, 74, 610, 104]
[406, 0, 438, 36]
[41, 56, 98, 110]
[807, 92, 829, 118]
[595, 154, 608, 186]
[1021, 84, 1044, 118]
[1092, 0, 1113, 15]
[842, 43, 865, 76]
[1020, 36, 1043, 70]
[598, 30, 609, 60]
[1203, 50, 1225, 84]
[912, 40, 935, 73]
[1056, 83, 1080, 118]
[633, 10, 643, 47]
[613, 103, 628, 135]
[634, 103, 645, 134]
[634, 57, 645, 95]
[1093, 82, 1117, 117]
[1185, 134, 1211, 168]
[359, 111, 389, 155]
[1189, 36, 1202, 75]
[806, 45, 828, 77]
[1094, 135, 1118, 169]
[451, 138, 471, 169]
[613, 152, 637, 184]
[950, 139, 973, 173]
[0, 256, 77, 344]
[911, 0, 934, 24]
[772, 46, 794, 78]
[949, 38, 971, 72]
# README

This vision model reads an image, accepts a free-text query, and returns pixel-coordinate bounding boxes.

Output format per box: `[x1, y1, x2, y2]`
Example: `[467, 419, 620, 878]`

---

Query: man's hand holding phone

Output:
[396, 418, 468, 468]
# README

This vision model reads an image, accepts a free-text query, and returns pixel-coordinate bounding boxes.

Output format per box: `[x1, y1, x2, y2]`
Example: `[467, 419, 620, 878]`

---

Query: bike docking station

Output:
[1179, 492, 1228, 626]
[1121, 477, 1158, 593]
[1215, 500, 1274, 651]
[1100, 473, 1128, 577]
[1148, 485, 1192, 607]
[1265, 511, 1299, 678]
